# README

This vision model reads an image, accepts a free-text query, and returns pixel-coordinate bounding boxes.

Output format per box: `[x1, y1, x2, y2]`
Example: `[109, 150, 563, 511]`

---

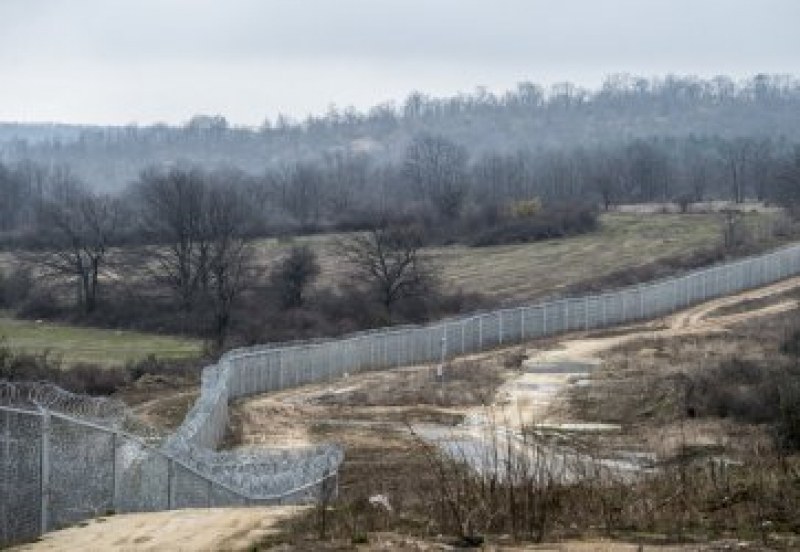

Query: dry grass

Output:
[248, 212, 785, 304]
[255, 282, 800, 549]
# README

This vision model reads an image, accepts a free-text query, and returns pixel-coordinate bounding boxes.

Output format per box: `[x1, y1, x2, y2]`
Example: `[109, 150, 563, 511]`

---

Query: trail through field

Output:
[491, 275, 800, 429]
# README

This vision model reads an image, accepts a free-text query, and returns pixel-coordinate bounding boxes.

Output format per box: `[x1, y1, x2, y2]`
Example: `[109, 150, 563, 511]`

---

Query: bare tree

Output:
[270, 245, 319, 310]
[339, 224, 432, 316]
[721, 208, 746, 250]
[404, 134, 469, 219]
[773, 148, 800, 212]
[35, 188, 120, 313]
[721, 139, 753, 204]
[205, 184, 254, 349]
[281, 162, 326, 227]
[134, 167, 210, 310]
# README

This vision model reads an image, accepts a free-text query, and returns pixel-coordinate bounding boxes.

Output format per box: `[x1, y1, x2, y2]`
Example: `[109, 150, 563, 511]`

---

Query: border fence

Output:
[4, 242, 800, 545]
[0, 387, 340, 546]
[175, 242, 800, 453]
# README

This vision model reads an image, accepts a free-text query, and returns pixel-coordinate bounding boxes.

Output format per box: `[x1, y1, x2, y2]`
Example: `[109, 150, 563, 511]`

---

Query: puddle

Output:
[414, 423, 648, 483]
[417, 351, 654, 482]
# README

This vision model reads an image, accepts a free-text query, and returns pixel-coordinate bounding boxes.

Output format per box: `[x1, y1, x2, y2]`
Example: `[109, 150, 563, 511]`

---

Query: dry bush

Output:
[0, 265, 33, 308]
[274, 420, 800, 549]
[468, 203, 599, 247]
[0, 343, 200, 397]
[0, 343, 128, 395]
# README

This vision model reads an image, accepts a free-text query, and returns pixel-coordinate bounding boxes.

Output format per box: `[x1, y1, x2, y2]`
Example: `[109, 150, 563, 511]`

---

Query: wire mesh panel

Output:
[115, 438, 170, 513]
[441, 322, 459, 358]
[210, 483, 248, 507]
[460, 317, 479, 354]
[48, 415, 115, 530]
[500, 308, 524, 344]
[480, 312, 501, 349]
[566, 298, 584, 331]
[172, 462, 212, 509]
[0, 408, 42, 546]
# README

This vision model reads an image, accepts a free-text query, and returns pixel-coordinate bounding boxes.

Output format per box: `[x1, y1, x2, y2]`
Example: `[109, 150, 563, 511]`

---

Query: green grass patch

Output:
[0, 314, 203, 367]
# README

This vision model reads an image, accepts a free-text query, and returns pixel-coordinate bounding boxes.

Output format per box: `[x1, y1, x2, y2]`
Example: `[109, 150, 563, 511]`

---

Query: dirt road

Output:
[11, 507, 305, 552]
[496, 275, 800, 428]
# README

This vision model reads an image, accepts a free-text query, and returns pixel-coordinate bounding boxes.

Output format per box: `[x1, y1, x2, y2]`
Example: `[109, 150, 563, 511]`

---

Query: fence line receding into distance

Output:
[3, 242, 800, 546]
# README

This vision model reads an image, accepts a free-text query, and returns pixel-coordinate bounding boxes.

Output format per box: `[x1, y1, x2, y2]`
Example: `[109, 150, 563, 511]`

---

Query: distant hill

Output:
[2, 74, 799, 192]
[0, 123, 92, 146]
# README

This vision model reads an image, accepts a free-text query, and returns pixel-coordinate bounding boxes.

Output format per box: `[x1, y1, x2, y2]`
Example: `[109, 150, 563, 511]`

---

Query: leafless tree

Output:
[339, 224, 432, 316]
[34, 187, 121, 313]
[774, 148, 800, 213]
[135, 167, 210, 310]
[722, 139, 753, 204]
[281, 162, 326, 227]
[404, 134, 469, 219]
[205, 184, 254, 349]
[721, 208, 746, 250]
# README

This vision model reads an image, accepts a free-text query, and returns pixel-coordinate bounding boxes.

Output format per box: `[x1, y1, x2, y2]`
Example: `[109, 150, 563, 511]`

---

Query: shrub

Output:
[685, 358, 799, 425]
[269, 245, 320, 310]
[469, 203, 599, 247]
[0, 265, 34, 308]
[0, 342, 128, 395]
[508, 198, 543, 218]
[777, 382, 800, 451]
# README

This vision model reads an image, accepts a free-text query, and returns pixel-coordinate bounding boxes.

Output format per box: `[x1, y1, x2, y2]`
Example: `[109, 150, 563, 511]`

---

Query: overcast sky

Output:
[0, 0, 797, 126]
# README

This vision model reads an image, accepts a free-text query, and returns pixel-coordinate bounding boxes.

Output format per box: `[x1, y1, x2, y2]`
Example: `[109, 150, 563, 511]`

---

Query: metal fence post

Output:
[702, 271, 707, 301]
[639, 288, 644, 319]
[673, 280, 678, 310]
[168, 459, 175, 510]
[2, 409, 8, 542]
[478, 316, 483, 350]
[499, 313, 504, 345]
[40, 410, 51, 534]
[277, 351, 284, 390]
[602, 296, 607, 326]
[369, 339, 374, 370]
[542, 303, 547, 335]
[621, 292, 627, 321]
[112, 432, 121, 513]
[581, 297, 587, 330]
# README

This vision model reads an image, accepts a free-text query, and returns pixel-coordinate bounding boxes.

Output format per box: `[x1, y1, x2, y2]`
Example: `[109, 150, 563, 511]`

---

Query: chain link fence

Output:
[0, 389, 341, 547]
[4, 243, 800, 546]
[173, 243, 800, 454]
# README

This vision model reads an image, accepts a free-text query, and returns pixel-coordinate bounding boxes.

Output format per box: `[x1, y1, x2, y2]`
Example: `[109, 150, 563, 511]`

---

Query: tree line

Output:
[3, 133, 800, 239]
[2, 74, 799, 192]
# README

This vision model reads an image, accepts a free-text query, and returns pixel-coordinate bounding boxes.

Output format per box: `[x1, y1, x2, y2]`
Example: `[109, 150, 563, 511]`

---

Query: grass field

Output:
[0, 211, 785, 364]
[0, 313, 203, 367]
[263, 211, 784, 304]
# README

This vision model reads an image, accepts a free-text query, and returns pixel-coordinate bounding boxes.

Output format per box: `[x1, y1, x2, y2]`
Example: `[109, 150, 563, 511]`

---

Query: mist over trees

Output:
[2, 135, 799, 243]
[1, 74, 799, 194]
